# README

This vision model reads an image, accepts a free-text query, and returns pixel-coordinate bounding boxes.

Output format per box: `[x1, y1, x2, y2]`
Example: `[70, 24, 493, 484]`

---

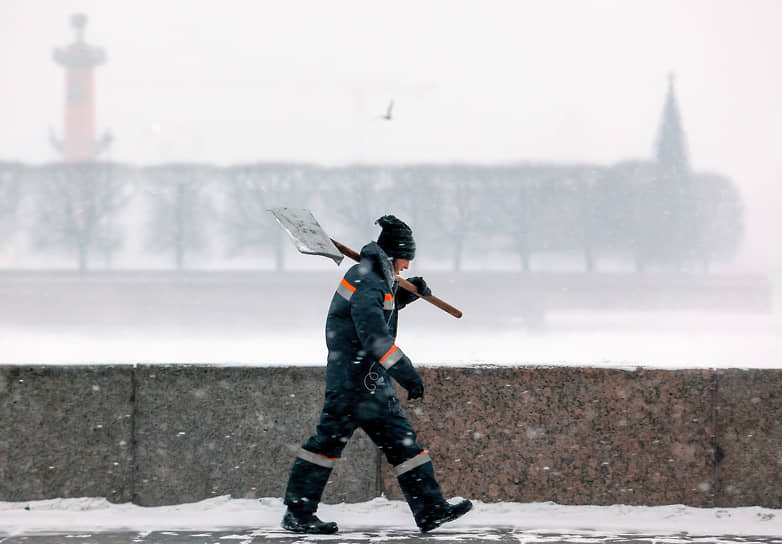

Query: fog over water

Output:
[0, 269, 778, 367]
[0, 1, 780, 366]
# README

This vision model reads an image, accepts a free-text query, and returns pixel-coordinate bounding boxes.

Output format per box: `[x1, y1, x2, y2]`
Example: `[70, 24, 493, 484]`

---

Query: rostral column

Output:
[52, 13, 110, 161]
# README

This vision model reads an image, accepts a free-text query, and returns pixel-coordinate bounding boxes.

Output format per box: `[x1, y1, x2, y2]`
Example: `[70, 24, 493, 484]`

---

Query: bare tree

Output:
[0, 162, 23, 240]
[436, 165, 488, 272]
[31, 162, 131, 272]
[318, 165, 389, 248]
[495, 165, 538, 272]
[143, 164, 215, 271]
[691, 171, 744, 271]
[223, 163, 314, 270]
[381, 165, 444, 266]
[587, 164, 639, 271]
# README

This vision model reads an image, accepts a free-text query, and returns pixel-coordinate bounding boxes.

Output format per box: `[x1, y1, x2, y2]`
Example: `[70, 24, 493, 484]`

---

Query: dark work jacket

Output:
[324, 242, 422, 395]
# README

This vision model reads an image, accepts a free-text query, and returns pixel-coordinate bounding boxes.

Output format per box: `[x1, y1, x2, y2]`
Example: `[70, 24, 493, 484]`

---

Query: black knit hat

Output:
[376, 215, 416, 260]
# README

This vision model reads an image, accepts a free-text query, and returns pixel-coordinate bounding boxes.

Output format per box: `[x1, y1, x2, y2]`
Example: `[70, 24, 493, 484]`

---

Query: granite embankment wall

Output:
[1, 366, 780, 508]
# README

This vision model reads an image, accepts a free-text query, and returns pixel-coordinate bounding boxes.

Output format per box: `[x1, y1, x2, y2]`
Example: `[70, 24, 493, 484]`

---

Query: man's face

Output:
[393, 258, 411, 275]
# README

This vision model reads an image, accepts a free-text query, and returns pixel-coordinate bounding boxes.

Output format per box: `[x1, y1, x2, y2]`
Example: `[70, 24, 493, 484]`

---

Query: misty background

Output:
[0, 0, 779, 366]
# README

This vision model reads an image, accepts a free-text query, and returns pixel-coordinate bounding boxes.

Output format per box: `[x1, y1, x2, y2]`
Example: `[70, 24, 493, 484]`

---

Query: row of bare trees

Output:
[0, 160, 743, 272]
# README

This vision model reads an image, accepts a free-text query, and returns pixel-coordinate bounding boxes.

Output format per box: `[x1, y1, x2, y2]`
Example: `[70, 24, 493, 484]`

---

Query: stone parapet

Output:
[131, 366, 377, 506]
[382, 367, 715, 506]
[0, 366, 133, 503]
[0, 366, 779, 507]
[714, 369, 782, 507]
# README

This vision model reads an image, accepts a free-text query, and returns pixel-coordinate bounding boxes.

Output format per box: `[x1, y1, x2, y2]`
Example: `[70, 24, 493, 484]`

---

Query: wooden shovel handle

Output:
[396, 277, 463, 318]
[331, 238, 463, 319]
[330, 239, 360, 261]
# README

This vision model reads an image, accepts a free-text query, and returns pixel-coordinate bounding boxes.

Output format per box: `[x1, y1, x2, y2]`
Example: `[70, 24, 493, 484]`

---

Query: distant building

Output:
[655, 73, 690, 182]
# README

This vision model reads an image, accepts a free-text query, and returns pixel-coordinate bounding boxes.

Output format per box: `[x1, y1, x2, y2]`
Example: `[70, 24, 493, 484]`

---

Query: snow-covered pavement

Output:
[1, 497, 782, 541]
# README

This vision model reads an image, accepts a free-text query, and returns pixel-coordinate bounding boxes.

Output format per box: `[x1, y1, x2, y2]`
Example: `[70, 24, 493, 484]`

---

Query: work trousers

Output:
[284, 385, 445, 516]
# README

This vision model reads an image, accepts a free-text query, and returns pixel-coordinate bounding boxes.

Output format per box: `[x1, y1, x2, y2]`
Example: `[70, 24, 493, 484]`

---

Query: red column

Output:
[53, 14, 105, 162]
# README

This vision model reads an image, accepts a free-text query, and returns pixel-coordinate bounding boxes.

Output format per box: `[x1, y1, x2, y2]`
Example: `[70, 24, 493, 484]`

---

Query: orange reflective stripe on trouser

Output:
[296, 447, 337, 469]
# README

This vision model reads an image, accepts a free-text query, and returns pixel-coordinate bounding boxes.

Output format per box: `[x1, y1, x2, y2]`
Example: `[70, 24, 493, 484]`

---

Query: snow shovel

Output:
[269, 207, 462, 318]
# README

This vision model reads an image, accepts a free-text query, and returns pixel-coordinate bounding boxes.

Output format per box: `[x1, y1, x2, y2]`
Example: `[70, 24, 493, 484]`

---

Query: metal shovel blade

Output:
[269, 207, 344, 265]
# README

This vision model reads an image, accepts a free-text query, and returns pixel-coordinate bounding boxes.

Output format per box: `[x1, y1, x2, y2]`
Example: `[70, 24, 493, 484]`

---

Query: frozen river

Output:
[1, 270, 778, 368]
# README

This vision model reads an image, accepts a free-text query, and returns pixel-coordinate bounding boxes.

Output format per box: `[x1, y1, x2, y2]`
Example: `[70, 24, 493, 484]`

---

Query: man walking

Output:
[281, 215, 472, 534]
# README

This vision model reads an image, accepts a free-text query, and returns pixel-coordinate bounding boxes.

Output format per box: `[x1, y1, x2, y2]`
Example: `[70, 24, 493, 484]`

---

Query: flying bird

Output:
[380, 99, 394, 120]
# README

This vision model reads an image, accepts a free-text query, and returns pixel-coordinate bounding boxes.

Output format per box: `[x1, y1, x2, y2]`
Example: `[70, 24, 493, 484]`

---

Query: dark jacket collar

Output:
[359, 242, 395, 289]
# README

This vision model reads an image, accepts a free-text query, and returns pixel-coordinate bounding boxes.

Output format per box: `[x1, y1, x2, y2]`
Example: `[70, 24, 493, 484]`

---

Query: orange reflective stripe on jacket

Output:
[336, 278, 356, 301]
[379, 344, 404, 369]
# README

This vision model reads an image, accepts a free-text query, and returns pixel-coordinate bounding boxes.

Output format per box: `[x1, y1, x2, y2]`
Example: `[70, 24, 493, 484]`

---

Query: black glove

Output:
[407, 276, 432, 297]
[407, 381, 424, 400]
[396, 277, 432, 309]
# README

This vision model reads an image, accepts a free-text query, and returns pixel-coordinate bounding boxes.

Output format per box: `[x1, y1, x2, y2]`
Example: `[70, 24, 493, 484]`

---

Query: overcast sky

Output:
[1, 0, 780, 271]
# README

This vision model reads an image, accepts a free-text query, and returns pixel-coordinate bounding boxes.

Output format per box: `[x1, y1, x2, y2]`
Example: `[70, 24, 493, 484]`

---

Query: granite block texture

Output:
[381, 367, 715, 506]
[4, 365, 780, 508]
[0, 366, 134, 503]
[133, 366, 378, 506]
[715, 369, 782, 507]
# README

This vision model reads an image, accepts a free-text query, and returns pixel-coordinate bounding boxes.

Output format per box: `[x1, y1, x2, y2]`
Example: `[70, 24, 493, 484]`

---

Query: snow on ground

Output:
[1, 497, 782, 537]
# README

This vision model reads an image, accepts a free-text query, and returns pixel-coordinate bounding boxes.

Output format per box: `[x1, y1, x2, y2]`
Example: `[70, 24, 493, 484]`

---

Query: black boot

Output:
[283, 456, 332, 514]
[396, 459, 472, 532]
[416, 499, 473, 532]
[281, 508, 338, 534]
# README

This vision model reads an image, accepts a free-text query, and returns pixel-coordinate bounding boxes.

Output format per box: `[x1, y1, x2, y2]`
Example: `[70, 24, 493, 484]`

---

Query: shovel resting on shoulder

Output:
[269, 207, 462, 318]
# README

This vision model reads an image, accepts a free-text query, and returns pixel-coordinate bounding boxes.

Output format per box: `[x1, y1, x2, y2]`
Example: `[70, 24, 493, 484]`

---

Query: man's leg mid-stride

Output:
[282, 448, 339, 534]
[282, 401, 355, 534]
[363, 399, 473, 532]
[395, 454, 473, 532]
